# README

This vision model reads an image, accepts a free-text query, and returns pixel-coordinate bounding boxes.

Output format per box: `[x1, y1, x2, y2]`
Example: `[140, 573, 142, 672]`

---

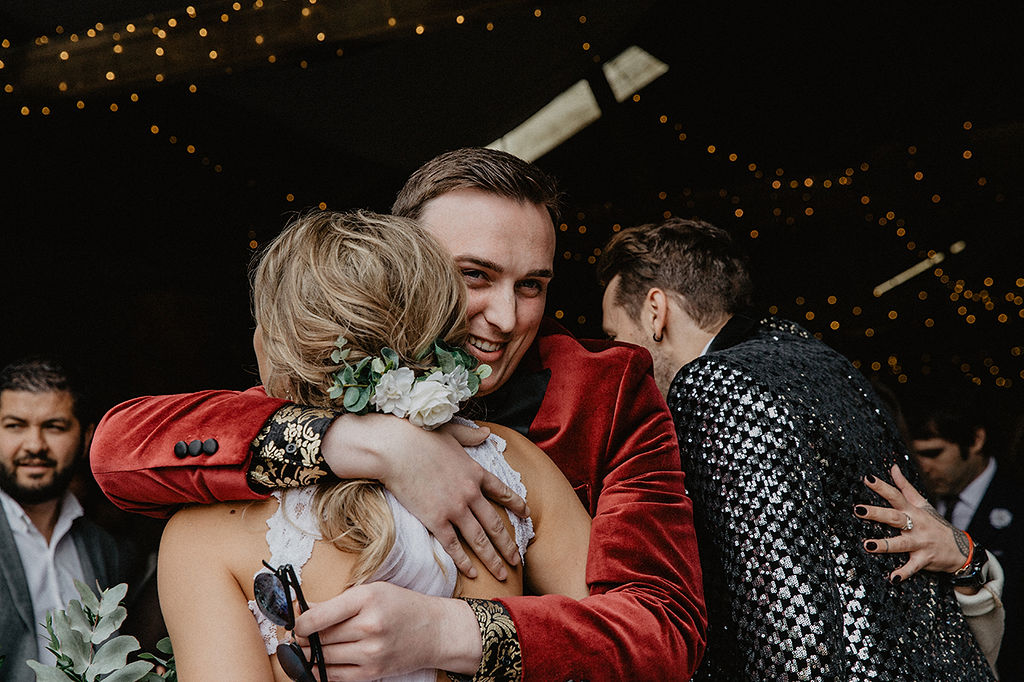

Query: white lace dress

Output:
[248, 420, 534, 682]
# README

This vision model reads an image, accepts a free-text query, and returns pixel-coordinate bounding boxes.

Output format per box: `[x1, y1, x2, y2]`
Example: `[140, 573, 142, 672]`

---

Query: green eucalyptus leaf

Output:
[25, 661, 77, 682]
[352, 356, 372, 379]
[98, 584, 128, 618]
[74, 580, 101, 614]
[49, 612, 91, 673]
[334, 335, 348, 349]
[92, 606, 127, 643]
[341, 366, 356, 385]
[66, 600, 92, 639]
[343, 386, 363, 411]
[99, 660, 153, 682]
[381, 347, 399, 369]
[370, 357, 386, 374]
[466, 373, 480, 393]
[155, 637, 173, 656]
[433, 345, 456, 373]
[328, 384, 344, 400]
[85, 635, 139, 678]
[476, 364, 492, 379]
[349, 386, 371, 413]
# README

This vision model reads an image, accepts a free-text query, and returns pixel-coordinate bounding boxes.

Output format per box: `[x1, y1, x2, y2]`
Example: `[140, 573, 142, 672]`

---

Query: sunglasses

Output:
[254, 560, 329, 682]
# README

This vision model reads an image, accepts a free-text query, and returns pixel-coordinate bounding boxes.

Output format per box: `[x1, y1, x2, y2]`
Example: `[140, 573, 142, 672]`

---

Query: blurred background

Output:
[2, 0, 1023, 435]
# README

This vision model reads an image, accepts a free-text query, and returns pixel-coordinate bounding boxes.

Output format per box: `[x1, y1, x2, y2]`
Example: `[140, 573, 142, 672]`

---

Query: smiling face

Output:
[419, 188, 555, 395]
[0, 389, 88, 506]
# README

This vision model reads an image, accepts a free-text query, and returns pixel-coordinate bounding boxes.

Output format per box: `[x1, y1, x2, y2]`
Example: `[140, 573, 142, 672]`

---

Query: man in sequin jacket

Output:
[599, 218, 994, 681]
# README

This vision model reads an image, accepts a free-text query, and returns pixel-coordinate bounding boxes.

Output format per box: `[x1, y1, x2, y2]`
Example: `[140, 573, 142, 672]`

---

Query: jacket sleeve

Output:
[671, 361, 845, 680]
[495, 350, 708, 681]
[90, 387, 290, 517]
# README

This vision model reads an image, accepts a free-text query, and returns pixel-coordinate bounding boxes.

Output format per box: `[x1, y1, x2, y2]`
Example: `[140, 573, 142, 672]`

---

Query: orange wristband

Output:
[954, 532, 975, 575]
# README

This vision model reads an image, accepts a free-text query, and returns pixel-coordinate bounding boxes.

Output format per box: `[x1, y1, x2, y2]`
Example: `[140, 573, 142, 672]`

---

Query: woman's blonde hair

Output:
[252, 209, 468, 587]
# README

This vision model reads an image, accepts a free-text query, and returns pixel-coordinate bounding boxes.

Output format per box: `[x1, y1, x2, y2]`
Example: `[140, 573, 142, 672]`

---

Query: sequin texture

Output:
[669, 317, 992, 681]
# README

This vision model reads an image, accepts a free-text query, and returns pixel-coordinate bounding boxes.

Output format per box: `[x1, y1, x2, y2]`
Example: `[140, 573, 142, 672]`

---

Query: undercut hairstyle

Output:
[597, 218, 754, 331]
[392, 146, 563, 223]
[251, 209, 469, 587]
[0, 356, 89, 425]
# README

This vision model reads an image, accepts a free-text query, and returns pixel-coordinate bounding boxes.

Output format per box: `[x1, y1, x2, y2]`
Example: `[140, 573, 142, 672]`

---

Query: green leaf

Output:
[343, 386, 368, 412]
[99, 660, 153, 682]
[26, 661, 78, 682]
[370, 357, 386, 374]
[66, 600, 92, 639]
[433, 345, 456, 373]
[74, 579, 101, 614]
[98, 584, 129, 618]
[85, 635, 139, 678]
[352, 356, 372, 379]
[328, 384, 344, 399]
[155, 637, 173, 656]
[466, 373, 480, 393]
[349, 386, 371, 413]
[381, 347, 399, 369]
[49, 612, 91, 673]
[341, 366, 356, 385]
[92, 606, 127, 643]
[476, 364, 492, 379]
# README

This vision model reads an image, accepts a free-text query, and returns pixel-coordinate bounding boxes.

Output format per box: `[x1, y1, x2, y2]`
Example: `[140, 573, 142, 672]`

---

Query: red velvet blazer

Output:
[91, 318, 707, 680]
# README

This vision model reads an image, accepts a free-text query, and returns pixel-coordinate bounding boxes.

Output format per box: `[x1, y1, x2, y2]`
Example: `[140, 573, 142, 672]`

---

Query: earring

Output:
[652, 331, 663, 343]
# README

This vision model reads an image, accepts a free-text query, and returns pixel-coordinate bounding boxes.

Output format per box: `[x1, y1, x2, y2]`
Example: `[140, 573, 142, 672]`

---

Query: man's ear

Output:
[969, 426, 986, 457]
[82, 423, 96, 455]
[645, 287, 670, 340]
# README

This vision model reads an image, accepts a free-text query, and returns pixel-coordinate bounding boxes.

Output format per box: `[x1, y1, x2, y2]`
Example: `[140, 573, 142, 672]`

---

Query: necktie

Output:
[942, 496, 959, 524]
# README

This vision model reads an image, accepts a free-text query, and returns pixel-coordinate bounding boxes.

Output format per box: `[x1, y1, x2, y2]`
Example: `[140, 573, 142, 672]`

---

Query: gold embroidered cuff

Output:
[447, 598, 521, 682]
[247, 404, 340, 491]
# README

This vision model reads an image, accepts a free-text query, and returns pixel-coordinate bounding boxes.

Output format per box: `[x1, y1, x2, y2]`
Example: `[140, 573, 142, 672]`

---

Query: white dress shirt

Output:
[937, 457, 997, 531]
[0, 488, 87, 667]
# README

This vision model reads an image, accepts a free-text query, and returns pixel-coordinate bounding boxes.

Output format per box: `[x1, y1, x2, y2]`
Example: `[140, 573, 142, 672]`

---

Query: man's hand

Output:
[321, 413, 529, 579]
[293, 582, 482, 680]
[857, 464, 970, 582]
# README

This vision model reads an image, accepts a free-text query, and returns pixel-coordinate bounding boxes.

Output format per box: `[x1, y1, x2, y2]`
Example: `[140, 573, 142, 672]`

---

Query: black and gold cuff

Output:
[447, 598, 521, 682]
[247, 403, 339, 491]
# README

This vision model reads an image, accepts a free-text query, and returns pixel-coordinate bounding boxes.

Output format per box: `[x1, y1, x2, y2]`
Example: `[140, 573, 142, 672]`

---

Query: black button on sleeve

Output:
[187, 439, 203, 457]
[202, 438, 219, 455]
[173, 441, 188, 458]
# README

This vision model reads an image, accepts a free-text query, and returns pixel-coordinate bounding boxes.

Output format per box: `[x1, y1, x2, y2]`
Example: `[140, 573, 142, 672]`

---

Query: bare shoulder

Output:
[162, 499, 276, 553]
[477, 422, 550, 475]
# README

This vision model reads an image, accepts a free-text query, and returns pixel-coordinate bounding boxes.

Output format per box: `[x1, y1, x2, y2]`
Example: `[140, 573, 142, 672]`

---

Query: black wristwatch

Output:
[949, 543, 989, 589]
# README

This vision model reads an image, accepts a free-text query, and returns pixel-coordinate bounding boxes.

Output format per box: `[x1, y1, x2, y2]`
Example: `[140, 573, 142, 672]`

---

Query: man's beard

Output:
[0, 450, 80, 506]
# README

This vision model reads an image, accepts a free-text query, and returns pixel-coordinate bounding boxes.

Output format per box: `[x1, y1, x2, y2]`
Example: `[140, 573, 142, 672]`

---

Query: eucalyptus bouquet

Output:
[27, 580, 175, 682]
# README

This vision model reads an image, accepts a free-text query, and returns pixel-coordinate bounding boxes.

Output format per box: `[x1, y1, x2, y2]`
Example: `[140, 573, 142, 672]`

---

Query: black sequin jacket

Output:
[668, 316, 993, 681]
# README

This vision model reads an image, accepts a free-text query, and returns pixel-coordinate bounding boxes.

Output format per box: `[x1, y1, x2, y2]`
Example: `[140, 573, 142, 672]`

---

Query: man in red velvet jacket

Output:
[91, 148, 706, 680]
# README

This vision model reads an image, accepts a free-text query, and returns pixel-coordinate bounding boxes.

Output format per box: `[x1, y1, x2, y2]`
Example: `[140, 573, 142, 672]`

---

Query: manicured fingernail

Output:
[865, 475, 877, 484]
[854, 505, 868, 516]
[865, 541, 878, 551]
[890, 574, 902, 584]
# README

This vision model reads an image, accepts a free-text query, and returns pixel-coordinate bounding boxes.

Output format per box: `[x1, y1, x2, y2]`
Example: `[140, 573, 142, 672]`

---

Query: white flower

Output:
[443, 366, 474, 404]
[407, 378, 458, 429]
[371, 367, 415, 418]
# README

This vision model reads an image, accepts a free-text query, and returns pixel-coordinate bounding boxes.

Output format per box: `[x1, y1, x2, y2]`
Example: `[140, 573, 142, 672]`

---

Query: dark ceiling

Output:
[2, 1, 1023, 427]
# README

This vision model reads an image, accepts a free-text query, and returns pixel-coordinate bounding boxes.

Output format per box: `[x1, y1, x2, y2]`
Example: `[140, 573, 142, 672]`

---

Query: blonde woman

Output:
[157, 211, 591, 681]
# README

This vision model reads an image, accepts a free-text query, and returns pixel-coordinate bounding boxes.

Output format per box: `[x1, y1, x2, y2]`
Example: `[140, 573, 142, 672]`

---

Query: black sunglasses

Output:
[254, 560, 329, 682]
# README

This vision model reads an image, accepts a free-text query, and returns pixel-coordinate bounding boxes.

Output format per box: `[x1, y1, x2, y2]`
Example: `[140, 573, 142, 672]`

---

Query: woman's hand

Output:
[856, 464, 970, 583]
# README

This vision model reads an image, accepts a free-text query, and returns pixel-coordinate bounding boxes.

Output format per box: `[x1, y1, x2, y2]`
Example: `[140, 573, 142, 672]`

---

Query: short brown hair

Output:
[598, 218, 754, 331]
[392, 147, 563, 223]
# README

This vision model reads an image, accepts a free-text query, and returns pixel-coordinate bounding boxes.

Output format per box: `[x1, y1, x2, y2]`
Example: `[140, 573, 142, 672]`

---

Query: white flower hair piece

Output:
[327, 336, 491, 430]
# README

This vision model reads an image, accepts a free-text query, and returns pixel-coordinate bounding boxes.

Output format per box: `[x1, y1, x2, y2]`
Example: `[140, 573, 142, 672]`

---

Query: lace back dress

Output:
[248, 421, 533, 682]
